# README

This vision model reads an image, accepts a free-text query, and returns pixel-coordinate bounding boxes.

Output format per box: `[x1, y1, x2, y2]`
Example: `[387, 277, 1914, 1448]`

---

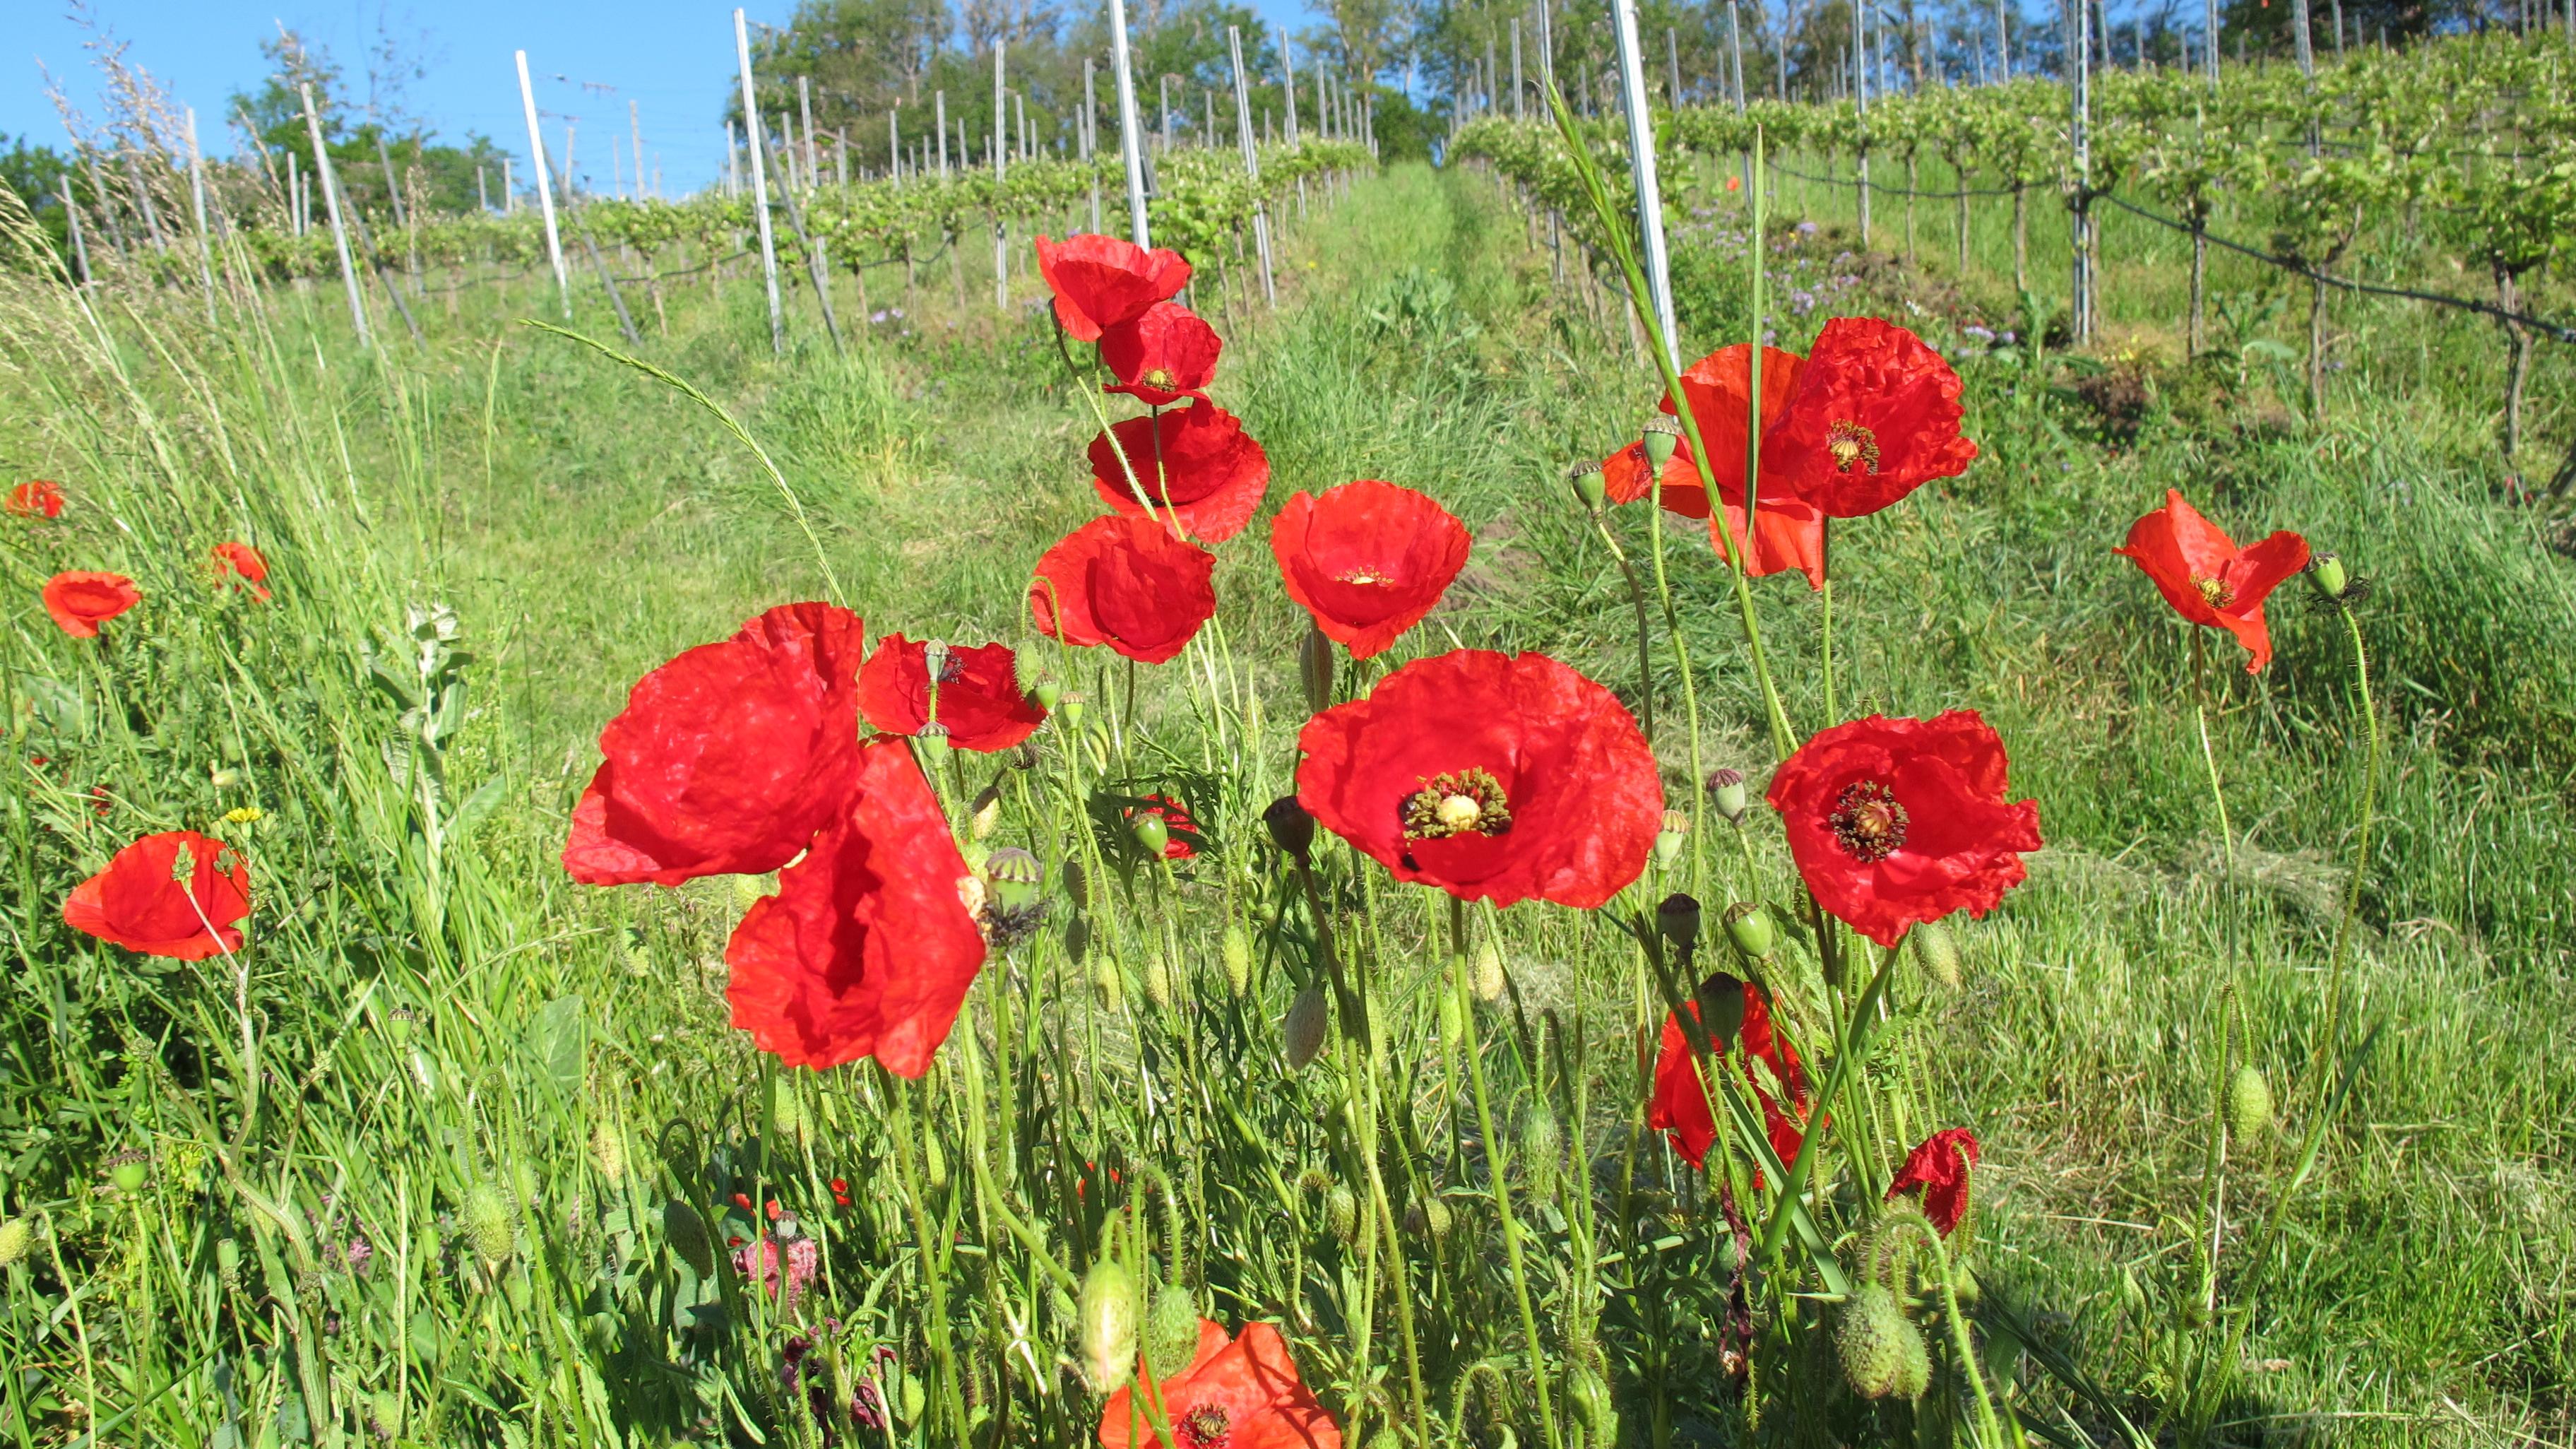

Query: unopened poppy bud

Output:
[1263, 796, 1315, 860]
[1402, 1197, 1454, 1243]
[1091, 956, 1123, 1011]
[1300, 625, 1336, 713]
[1642, 413, 1682, 469]
[1030, 679, 1064, 712]
[0, 1217, 29, 1268]
[1723, 901, 1776, 961]
[1911, 918, 1962, 988]
[1221, 923, 1254, 996]
[1471, 940, 1506, 1001]
[1283, 984, 1330, 1067]
[1078, 1256, 1143, 1392]
[2226, 1065, 2273, 1142]
[1653, 808, 1690, 867]
[591, 1119, 627, 1184]
[1324, 1183, 1360, 1246]
[464, 1183, 514, 1266]
[1836, 1283, 1910, 1399]
[1890, 1313, 1933, 1400]
[210, 766, 243, 789]
[1142, 951, 1175, 1009]
[1143, 1274, 1201, 1381]
[923, 1135, 949, 1192]
[1657, 891, 1703, 950]
[1520, 1102, 1562, 1201]
[664, 1199, 714, 1274]
[2305, 552, 2349, 602]
[1566, 459, 1606, 514]
[1129, 811, 1170, 856]
[1705, 767, 1750, 822]
[1063, 859, 1091, 910]
[1566, 1366, 1614, 1440]
[969, 784, 1003, 839]
[106, 1150, 148, 1194]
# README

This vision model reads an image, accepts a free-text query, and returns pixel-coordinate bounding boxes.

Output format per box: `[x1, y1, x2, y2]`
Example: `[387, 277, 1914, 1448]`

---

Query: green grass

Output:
[1, 159, 2570, 1447]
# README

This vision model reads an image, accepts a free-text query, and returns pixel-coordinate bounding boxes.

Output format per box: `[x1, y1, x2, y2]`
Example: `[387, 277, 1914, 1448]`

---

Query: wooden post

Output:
[1608, 0, 1677, 367]
[1227, 26, 1275, 305]
[186, 107, 218, 324]
[725, 119, 739, 194]
[1666, 26, 1682, 105]
[1110, 0, 1151, 245]
[1510, 20, 1524, 118]
[935, 90, 949, 177]
[2070, 0, 2093, 343]
[800, 76, 819, 186]
[503, 155, 515, 213]
[734, 9, 786, 355]
[300, 82, 372, 348]
[1729, 4, 1746, 108]
[890, 107, 903, 185]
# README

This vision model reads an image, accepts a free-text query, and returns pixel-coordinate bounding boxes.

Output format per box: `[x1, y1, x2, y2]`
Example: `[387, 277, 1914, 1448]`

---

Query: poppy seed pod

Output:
[1030, 679, 1064, 712]
[2305, 552, 2349, 603]
[1566, 459, 1607, 514]
[1693, 972, 1749, 1051]
[915, 721, 952, 759]
[2227, 1065, 2274, 1142]
[107, 1150, 148, 1194]
[1283, 985, 1330, 1067]
[985, 848, 1044, 910]
[1654, 808, 1690, 868]
[1657, 892, 1703, 950]
[1060, 692, 1087, 728]
[1642, 413, 1683, 470]
[1723, 901, 1777, 961]
[1835, 1283, 1911, 1399]
[1911, 918, 1963, 988]
[1300, 625, 1337, 713]
[1079, 1255, 1144, 1392]
[1262, 796, 1316, 860]
[1705, 767, 1750, 823]
[1129, 811, 1170, 857]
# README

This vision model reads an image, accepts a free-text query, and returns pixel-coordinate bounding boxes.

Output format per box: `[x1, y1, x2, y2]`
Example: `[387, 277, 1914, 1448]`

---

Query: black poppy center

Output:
[1826, 420, 1882, 475]
[1176, 1403, 1231, 1449]
[1401, 769, 1514, 841]
[1829, 779, 1908, 862]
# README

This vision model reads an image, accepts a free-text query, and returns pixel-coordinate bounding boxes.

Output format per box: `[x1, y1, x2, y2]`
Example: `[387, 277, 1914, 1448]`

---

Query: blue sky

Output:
[7, 0, 1315, 196]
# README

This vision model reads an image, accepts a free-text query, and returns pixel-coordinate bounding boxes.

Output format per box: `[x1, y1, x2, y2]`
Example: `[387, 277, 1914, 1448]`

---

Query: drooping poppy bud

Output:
[1324, 1183, 1360, 1246]
[1402, 1197, 1453, 1243]
[465, 1184, 515, 1267]
[1299, 625, 1336, 713]
[1471, 940, 1506, 1001]
[1142, 1274, 1203, 1383]
[1723, 901, 1776, 961]
[1221, 923, 1252, 997]
[1520, 1101, 1563, 1202]
[1835, 1283, 1911, 1399]
[1642, 413, 1683, 471]
[1705, 767, 1750, 823]
[1079, 1254, 1144, 1392]
[1911, 918, 1962, 988]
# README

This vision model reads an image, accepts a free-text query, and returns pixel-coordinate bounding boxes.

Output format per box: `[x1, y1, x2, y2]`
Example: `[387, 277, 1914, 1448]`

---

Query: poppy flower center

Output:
[1144, 367, 1177, 389]
[1826, 420, 1882, 475]
[1828, 779, 1908, 862]
[2193, 576, 2235, 610]
[1334, 568, 1393, 586]
[1401, 769, 1513, 841]
[1175, 1403, 1231, 1449]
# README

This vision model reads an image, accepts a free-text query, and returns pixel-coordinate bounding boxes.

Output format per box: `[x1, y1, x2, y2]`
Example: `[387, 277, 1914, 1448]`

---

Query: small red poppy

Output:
[1270, 480, 1472, 659]
[1886, 1128, 1981, 1236]
[2113, 490, 2310, 673]
[1035, 233, 1192, 342]
[830, 1177, 851, 1207]
[1087, 399, 1271, 543]
[1764, 317, 1978, 518]
[1294, 650, 1663, 909]
[1127, 795, 1200, 859]
[732, 1193, 753, 1211]
[1098, 1318, 1342, 1449]
[1101, 300, 1223, 406]
[1646, 983, 1810, 1173]
[42, 572, 140, 638]
[563, 602, 867, 887]
[62, 829, 251, 961]
[8, 480, 64, 519]
[1726, 175, 1743, 192]
[1029, 515, 1218, 666]
[1766, 711, 2041, 948]
[858, 634, 1046, 752]
[725, 739, 988, 1077]
[212, 543, 271, 602]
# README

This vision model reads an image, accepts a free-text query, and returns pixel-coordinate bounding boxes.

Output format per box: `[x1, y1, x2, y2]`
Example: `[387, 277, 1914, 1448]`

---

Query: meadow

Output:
[2, 122, 2573, 1449]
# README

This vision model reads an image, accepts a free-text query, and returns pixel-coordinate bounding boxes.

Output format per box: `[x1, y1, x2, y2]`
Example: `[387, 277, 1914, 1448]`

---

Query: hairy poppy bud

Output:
[591, 1119, 627, 1184]
[1030, 679, 1064, 713]
[1911, 918, 1963, 988]
[1657, 892, 1703, 950]
[1221, 923, 1253, 997]
[1642, 413, 1682, 469]
[1472, 940, 1507, 1002]
[1402, 1197, 1454, 1243]
[1142, 952, 1175, 1010]
[0, 1217, 28, 1268]
[1654, 808, 1690, 868]
[1143, 1271, 1201, 1381]
[1062, 858, 1091, 911]
[1324, 1183, 1360, 1246]
[210, 766, 243, 789]
[1705, 767, 1750, 822]
[2305, 552, 2349, 602]
[1300, 625, 1336, 713]
[1079, 1255, 1143, 1392]
[1723, 901, 1776, 961]
[1129, 810, 1168, 856]
[1283, 985, 1330, 1067]
[1521, 1102, 1562, 1202]
[1263, 796, 1315, 860]
[107, 1150, 148, 1194]
[2226, 1065, 2273, 1142]
[1836, 1283, 1909, 1399]
[970, 784, 1003, 839]
[465, 1183, 514, 1267]
[1890, 1312, 1933, 1400]
[1566, 459, 1607, 514]
[1566, 1366, 1614, 1440]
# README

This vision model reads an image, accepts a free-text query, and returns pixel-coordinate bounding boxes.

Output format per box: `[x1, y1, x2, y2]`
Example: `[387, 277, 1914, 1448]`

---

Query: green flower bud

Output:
[0, 1217, 31, 1268]
[1300, 625, 1337, 714]
[1143, 1270, 1201, 1382]
[1221, 924, 1253, 998]
[1079, 1255, 1143, 1392]
[2305, 552, 2349, 602]
[1835, 1283, 1909, 1399]
[1912, 918, 1963, 988]
[1521, 1102, 1562, 1203]
[210, 767, 244, 790]
[2226, 1065, 2274, 1143]
[1283, 986, 1330, 1068]
[1471, 940, 1507, 1002]
[1693, 974, 1748, 1051]
[1403, 1197, 1454, 1243]
[1705, 767, 1750, 822]
[970, 784, 1003, 839]
[1324, 1183, 1360, 1246]
[1642, 413, 1682, 469]
[1890, 1312, 1933, 1400]
[590, 1118, 627, 1185]
[1063, 858, 1091, 911]
[1437, 976, 1465, 1041]
[665, 1199, 715, 1274]
[1567, 459, 1607, 514]
[1566, 1366, 1615, 1440]
[1091, 955, 1122, 1011]
[1723, 901, 1776, 962]
[1142, 952, 1175, 1010]
[465, 1183, 515, 1267]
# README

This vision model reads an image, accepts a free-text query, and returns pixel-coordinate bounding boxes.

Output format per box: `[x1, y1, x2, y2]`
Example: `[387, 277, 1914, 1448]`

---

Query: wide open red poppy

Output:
[42, 572, 139, 638]
[8, 480, 64, 519]
[1270, 480, 1471, 659]
[63, 829, 251, 960]
[213, 543, 271, 602]
[1098, 1319, 1341, 1449]
[564, 602, 867, 887]
[1294, 649, 1661, 909]
[1886, 1128, 1981, 1236]
[725, 740, 987, 1077]
[1087, 399, 1271, 543]
[1767, 711, 2041, 948]
[1029, 515, 1217, 666]
[1035, 233, 1193, 342]
[858, 634, 1046, 752]
[1764, 317, 1978, 518]
[1101, 300, 1223, 406]
[1647, 983, 1810, 1173]
[2113, 490, 2310, 673]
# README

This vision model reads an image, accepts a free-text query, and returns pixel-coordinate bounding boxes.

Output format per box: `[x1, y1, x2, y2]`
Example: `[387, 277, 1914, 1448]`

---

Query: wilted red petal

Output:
[1270, 480, 1471, 659]
[1101, 300, 1223, 406]
[1036, 233, 1192, 341]
[857, 634, 1045, 752]
[1887, 1128, 1981, 1235]
[2113, 490, 2310, 673]
[1648, 986, 1808, 1172]
[42, 572, 140, 638]
[725, 740, 987, 1076]
[1766, 317, 1976, 518]
[1029, 515, 1217, 666]
[1087, 400, 1271, 543]
[7, 480, 65, 519]
[1098, 1319, 1341, 1449]
[213, 543, 272, 602]
[63, 829, 251, 961]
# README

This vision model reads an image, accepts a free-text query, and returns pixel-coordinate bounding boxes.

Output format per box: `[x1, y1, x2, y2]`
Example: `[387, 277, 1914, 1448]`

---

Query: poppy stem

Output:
[886, 1073, 971, 1439]
[1050, 309, 1188, 540]
[1820, 522, 1836, 724]
[1756, 939, 1901, 1270]
[1589, 511, 1658, 744]
[2315, 603, 2377, 1099]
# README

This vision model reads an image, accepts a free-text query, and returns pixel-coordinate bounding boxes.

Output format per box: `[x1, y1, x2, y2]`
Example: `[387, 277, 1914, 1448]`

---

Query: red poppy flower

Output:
[564, 602, 867, 887]
[1035, 233, 1192, 342]
[1646, 983, 1810, 1173]
[1029, 516, 1218, 666]
[1766, 711, 2041, 948]
[42, 572, 140, 638]
[725, 740, 987, 1077]
[858, 634, 1045, 752]
[62, 829, 251, 961]
[1098, 1319, 1341, 1449]
[8, 480, 64, 519]
[1270, 480, 1472, 659]
[1101, 300, 1223, 406]
[1127, 794, 1200, 858]
[1886, 1128, 1980, 1236]
[1087, 400, 1271, 543]
[1602, 343, 1808, 521]
[212, 543, 271, 602]
[1294, 650, 1662, 909]
[1764, 317, 1978, 517]
[2113, 490, 2310, 673]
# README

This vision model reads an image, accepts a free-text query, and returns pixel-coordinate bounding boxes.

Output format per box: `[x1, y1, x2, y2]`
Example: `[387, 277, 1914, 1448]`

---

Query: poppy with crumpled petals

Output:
[1767, 711, 2041, 948]
[563, 602, 867, 887]
[42, 572, 140, 638]
[1602, 343, 1808, 521]
[1087, 400, 1271, 543]
[1646, 982, 1810, 1173]
[1886, 1128, 1981, 1236]
[8, 480, 64, 519]
[1097, 1319, 1341, 1449]
[1270, 480, 1471, 658]
[1035, 233, 1192, 341]
[1294, 649, 1662, 909]
[725, 740, 988, 1077]
[2113, 490, 2310, 673]
[63, 829, 251, 960]
[1101, 300, 1223, 406]
[213, 543, 271, 602]
[1029, 515, 1218, 666]
[1764, 317, 1978, 517]
[857, 634, 1045, 752]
